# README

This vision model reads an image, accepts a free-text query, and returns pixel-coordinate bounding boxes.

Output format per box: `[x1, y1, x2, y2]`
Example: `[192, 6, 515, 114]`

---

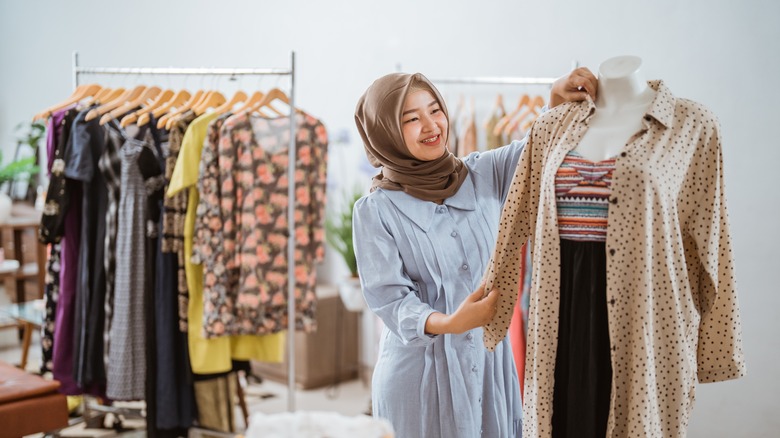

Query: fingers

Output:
[467, 283, 487, 301]
[569, 67, 598, 99]
[484, 288, 499, 305]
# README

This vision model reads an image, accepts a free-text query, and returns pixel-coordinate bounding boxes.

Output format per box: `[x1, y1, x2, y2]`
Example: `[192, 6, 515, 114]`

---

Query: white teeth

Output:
[422, 135, 439, 144]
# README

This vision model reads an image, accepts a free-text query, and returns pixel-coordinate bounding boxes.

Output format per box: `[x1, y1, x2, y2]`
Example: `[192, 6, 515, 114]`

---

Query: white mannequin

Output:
[575, 55, 656, 161]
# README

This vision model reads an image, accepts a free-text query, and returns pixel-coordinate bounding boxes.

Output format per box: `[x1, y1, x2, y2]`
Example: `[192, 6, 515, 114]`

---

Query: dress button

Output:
[451, 231, 457, 237]
[466, 332, 473, 340]
[609, 298, 616, 305]
[610, 197, 618, 204]
[644, 115, 651, 121]
[472, 365, 478, 373]
[620, 152, 627, 158]
[462, 264, 469, 270]
[609, 249, 616, 256]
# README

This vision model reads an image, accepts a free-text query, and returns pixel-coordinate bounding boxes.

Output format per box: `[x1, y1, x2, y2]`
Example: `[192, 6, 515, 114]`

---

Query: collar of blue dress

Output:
[380, 173, 476, 232]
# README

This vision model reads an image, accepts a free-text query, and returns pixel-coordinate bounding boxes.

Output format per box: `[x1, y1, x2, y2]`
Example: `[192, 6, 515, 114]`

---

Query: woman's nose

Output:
[422, 116, 437, 131]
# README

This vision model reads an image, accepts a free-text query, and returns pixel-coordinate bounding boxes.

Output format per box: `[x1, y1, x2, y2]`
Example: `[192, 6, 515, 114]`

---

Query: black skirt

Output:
[552, 239, 612, 438]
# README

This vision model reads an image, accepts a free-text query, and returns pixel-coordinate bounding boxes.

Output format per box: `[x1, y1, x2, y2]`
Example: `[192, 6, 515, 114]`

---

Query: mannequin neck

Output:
[595, 56, 653, 111]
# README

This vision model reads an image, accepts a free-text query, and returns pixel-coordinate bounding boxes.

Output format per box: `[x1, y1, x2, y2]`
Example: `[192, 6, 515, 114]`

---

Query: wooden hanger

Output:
[252, 88, 291, 116]
[504, 95, 544, 138]
[233, 91, 265, 114]
[33, 83, 102, 121]
[85, 85, 146, 122]
[158, 89, 203, 129]
[84, 87, 113, 106]
[213, 90, 247, 115]
[100, 86, 161, 125]
[97, 88, 126, 106]
[162, 89, 206, 130]
[193, 90, 226, 115]
[520, 95, 547, 132]
[120, 89, 174, 128]
[138, 89, 190, 127]
[493, 94, 530, 137]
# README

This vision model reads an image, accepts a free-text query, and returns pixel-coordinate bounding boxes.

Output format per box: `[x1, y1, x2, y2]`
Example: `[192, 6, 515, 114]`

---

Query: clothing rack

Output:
[71, 50, 301, 416]
[428, 60, 580, 87]
[430, 76, 556, 86]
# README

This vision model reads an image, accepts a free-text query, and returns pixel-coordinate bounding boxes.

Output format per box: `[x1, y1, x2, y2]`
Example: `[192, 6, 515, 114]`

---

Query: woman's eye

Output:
[403, 117, 418, 124]
[432, 108, 441, 114]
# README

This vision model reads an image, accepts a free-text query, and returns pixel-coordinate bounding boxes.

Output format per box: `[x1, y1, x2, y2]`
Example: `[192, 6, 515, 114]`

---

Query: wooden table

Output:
[0, 203, 45, 304]
[0, 299, 44, 370]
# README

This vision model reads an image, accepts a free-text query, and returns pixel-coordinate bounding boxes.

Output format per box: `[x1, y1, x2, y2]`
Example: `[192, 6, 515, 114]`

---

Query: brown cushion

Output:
[0, 392, 69, 436]
[0, 361, 61, 403]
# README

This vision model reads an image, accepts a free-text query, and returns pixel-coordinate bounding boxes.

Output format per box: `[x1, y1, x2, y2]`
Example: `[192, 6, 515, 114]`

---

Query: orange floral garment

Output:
[194, 112, 328, 338]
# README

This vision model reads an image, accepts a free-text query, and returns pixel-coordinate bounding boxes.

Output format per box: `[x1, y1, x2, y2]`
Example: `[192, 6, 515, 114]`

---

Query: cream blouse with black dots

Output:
[482, 81, 746, 438]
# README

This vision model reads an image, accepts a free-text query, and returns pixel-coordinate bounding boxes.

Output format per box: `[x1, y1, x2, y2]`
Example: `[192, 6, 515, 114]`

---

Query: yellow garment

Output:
[168, 112, 285, 374]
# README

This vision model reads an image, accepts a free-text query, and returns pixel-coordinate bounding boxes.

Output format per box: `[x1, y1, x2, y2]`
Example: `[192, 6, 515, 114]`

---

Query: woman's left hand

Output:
[550, 67, 598, 108]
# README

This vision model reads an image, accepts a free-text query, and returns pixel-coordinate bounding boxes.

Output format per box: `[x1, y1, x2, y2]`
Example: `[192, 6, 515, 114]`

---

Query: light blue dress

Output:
[353, 140, 526, 438]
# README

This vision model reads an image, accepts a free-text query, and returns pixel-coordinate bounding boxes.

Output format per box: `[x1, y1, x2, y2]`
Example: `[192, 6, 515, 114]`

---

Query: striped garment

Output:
[555, 150, 615, 242]
[99, 121, 123, 374]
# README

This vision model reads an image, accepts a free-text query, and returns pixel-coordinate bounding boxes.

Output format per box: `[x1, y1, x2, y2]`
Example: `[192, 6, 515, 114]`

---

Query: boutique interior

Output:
[0, 1, 777, 437]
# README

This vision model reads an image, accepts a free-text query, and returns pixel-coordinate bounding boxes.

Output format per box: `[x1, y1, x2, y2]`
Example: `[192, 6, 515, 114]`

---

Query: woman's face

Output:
[400, 89, 448, 161]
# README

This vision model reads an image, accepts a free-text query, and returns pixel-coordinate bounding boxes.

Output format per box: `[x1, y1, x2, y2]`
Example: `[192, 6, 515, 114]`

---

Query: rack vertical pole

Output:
[72, 51, 79, 90]
[286, 51, 297, 412]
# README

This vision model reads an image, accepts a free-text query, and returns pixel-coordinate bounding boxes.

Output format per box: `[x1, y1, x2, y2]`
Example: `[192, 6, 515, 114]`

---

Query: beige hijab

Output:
[354, 73, 468, 203]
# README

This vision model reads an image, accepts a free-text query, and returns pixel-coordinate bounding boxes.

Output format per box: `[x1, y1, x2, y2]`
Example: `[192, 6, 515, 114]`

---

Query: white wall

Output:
[1, 0, 778, 435]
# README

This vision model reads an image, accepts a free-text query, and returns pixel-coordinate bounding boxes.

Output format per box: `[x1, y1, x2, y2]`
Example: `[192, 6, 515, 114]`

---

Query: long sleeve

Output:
[481, 131, 540, 350]
[687, 121, 746, 383]
[353, 196, 438, 347]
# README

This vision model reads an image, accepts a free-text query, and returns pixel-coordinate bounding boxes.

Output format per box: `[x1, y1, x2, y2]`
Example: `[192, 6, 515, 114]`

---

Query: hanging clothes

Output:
[51, 107, 85, 395]
[483, 81, 746, 437]
[167, 112, 285, 375]
[162, 111, 197, 333]
[484, 100, 507, 150]
[98, 115, 123, 376]
[106, 121, 163, 400]
[39, 106, 75, 375]
[64, 107, 110, 391]
[457, 101, 478, 157]
[153, 122, 196, 431]
[200, 111, 328, 338]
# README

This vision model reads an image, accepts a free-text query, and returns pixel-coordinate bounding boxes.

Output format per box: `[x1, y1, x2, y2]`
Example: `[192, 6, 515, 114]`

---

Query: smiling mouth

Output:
[421, 134, 441, 145]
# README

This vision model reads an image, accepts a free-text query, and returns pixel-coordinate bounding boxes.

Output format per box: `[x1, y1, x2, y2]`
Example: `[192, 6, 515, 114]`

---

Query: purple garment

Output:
[46, 108, 72, 173]
[53, 182, 82, 394]
[51, 107, 106, 398]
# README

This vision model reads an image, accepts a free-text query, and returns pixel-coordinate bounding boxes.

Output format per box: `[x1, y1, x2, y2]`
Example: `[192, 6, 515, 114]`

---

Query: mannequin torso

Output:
[576, 55, 656, 161]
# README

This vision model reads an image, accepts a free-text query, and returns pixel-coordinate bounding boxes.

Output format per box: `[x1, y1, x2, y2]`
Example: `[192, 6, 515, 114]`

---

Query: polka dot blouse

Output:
[481, 81, 746, 437]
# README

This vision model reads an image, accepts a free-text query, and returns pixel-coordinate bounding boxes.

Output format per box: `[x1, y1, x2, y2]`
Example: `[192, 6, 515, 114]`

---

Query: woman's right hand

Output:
[447, 284, 500, 334]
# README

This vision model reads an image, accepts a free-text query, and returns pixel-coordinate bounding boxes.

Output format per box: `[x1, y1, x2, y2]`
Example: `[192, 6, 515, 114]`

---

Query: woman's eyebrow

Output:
[402, 101, 438, 116]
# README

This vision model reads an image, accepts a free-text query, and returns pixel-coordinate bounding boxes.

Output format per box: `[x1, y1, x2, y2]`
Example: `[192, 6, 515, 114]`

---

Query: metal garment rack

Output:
[428, 60, 580, 87]
[72, 51, 301, 414]
[430, 75, 556, 86]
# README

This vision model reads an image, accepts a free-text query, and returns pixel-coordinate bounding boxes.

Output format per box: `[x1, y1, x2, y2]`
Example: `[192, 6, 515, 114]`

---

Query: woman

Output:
[352, 69, 596, 437]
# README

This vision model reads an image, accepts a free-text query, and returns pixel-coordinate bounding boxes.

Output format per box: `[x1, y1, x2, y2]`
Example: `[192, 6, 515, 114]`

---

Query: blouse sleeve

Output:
[687, 120, 746, 383]
[489, 138, 527, 204]
[481, 119, 544, 351]
[352, 196, 438, 347]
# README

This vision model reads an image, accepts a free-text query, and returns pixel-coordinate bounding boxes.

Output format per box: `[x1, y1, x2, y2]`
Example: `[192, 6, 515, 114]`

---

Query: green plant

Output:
[325, 187, 364, 278]
[0, 121, 45, 188]
[0, 151, 39, 186]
